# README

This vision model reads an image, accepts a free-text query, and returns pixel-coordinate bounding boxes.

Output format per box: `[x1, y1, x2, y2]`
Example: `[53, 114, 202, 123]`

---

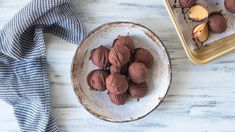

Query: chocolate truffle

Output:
[110, 65, 122, 74]
[110, 64, 128, 75]
[90, 45, 110, 69]
[179, 0, 196, 8]
[188, 4, 208, 21]
[109, 92, 128, 105]
[192, 22, 209, 43]
[225, 0, 235, 13]
[128, 63, 148, 84]
[129, 82, 148, 99]
[113, 35, 135, 54]
[134, 48, 154, 68]
[208, 12, 227, 33]
[109, 44, 130, 67]
[87, 70, 109, 91]
[106, 73, 129, 94]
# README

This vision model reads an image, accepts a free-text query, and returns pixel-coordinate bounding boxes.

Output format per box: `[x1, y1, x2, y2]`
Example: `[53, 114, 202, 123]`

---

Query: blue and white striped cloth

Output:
[0, 0, 85, 131]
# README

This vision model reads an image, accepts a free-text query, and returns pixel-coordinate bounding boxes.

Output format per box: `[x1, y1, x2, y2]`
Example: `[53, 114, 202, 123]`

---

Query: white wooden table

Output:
[1, 0, 235, 131]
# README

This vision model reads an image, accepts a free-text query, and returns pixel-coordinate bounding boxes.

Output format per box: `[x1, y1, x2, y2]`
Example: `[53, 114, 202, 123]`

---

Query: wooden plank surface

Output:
[1, 0, 235, 131]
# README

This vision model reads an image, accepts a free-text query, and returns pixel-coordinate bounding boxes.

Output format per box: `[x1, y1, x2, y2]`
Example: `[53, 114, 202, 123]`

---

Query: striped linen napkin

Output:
[0, 0, 85, 131]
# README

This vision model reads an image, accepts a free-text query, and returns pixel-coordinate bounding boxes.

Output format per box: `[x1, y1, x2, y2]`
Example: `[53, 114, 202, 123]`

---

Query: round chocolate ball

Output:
[106, 73, 129, 94]
[225, 0, 235, 13]
[109, 44, 130, 67]
[110, 64, 128, 75]
[87, 70, 109, 91]
[134, 48, 154, 69]
[90, 45, 110, 69]
[110, 65, 122, 74]
[113, 35, 135, 54]
[129, 82, 148, 99]
[179, 0, 196, 8]
[128, 62, 148, 84]
[109, 92, 128, 105]
[208, 12, 227, 33]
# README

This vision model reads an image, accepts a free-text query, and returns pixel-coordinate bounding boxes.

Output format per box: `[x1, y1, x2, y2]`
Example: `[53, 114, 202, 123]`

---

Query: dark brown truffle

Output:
[225, 0, 235, 13]
[106, 73, 129, 94]
[134, 48, 154, 68]
[208, 12, 227, 33]
[113, 35, 135, 54]
[128, 63, 148, 84]
[129, 82, 148, 99]
[109, 92, 128, 105]
[109, 44, 130, 67]
[110, 64, 128, 75]
[90, 46, 110, 69]
[87, 70, 109, 91]
[179, 0, 196, 8]
[110, 65, 122, 74]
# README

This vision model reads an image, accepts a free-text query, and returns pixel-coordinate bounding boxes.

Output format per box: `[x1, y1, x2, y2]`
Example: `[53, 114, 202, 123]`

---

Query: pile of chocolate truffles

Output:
[87, 35, 154, 105]
[179, 0, 235, 44]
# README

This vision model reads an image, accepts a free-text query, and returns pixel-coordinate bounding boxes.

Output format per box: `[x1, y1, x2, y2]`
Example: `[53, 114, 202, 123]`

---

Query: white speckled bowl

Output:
[71, 22, 172, 122]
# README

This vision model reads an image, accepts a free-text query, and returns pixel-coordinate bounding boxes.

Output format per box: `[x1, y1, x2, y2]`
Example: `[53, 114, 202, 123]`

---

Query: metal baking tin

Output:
[164, 0, 235, 64]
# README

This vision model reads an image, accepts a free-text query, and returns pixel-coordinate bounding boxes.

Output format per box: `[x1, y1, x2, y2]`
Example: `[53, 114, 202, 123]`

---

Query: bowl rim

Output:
[71, 21, 172, 123]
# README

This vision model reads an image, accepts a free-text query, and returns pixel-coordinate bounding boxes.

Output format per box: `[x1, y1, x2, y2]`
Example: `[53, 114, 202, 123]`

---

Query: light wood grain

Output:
[1, 0, 235, 131]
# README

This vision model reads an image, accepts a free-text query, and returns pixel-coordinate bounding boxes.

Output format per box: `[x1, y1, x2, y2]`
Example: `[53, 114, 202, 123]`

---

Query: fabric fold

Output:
[0, 0, 85, 131]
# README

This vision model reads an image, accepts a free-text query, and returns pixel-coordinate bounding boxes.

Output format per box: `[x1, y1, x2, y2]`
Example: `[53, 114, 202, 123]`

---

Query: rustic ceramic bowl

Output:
[71, 22, 172, 122]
